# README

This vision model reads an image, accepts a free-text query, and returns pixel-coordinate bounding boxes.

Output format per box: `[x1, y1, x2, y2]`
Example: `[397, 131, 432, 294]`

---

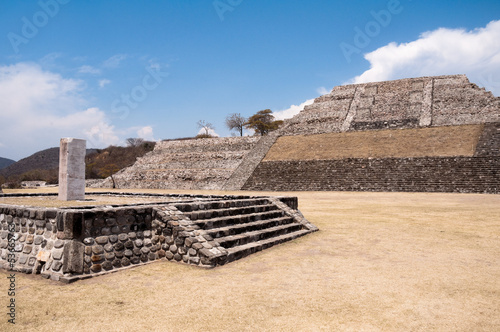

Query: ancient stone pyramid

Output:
[95, 74, 500, 194]
[243, 75, 500, 193]
[279, 74, 500, 135]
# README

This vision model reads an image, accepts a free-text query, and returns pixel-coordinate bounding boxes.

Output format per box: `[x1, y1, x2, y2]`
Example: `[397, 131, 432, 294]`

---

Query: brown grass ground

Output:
[264, 124, 483, 161]
[1, 188, 499, 331]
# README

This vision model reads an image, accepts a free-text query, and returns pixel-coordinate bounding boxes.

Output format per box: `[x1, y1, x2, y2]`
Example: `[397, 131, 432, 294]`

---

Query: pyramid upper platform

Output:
[279, 75, 500, 136]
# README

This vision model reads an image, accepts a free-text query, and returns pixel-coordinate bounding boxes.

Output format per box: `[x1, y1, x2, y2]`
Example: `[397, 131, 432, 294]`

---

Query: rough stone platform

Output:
[0, 192, 317, 282]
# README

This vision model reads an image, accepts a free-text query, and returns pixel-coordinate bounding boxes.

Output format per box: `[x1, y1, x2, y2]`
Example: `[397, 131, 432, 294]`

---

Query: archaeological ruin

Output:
[0, 192, 317, 281]
[93, 74, 499, 194]
[2, 74, 499, 281]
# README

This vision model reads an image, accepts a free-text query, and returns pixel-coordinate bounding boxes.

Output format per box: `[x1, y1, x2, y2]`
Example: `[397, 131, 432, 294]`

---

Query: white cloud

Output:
[78, 65, 101, 75]
[348, 20, 500, 95]
[273, 98, 316, 121]
[316, 86, 330, 95]
[137, 126, 155, 141]
[0, 63, 120, 160]
[197, 128, 220, 137]
[99, 79, 111, 88]
[103, 54, 127, 68]
[84, 117, 120, 148]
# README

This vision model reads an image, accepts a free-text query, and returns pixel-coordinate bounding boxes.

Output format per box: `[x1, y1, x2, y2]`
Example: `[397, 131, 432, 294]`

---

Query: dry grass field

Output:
[264, 124, 483, 161]
[1, 188, 499, 331]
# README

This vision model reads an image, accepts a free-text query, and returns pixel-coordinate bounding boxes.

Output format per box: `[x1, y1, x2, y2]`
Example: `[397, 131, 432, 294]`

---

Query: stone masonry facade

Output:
[1, 192, 317, 282]
[243, 157, 500, 194]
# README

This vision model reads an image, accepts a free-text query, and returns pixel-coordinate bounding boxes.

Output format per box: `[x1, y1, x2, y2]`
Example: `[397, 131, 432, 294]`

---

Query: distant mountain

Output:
[0, 147, 98, 179]
[0, 142, 155, 184]
[0, 157, 16, 170]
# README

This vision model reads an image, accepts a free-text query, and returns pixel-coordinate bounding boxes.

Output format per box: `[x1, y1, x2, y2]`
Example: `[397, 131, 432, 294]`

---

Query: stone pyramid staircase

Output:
[172, 197, 318, 266]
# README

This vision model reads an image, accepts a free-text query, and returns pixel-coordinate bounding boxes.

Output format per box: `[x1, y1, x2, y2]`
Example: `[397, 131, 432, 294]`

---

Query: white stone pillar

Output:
[58, 138, 86, 201]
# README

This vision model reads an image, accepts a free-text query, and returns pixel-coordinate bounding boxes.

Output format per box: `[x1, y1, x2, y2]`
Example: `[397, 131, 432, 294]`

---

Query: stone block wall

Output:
[475, 123, 500, 157]
[76, 202, 233, 275]
[0, 193, 311, 282]
[0, 196, 223, 281]
[243, 157, 500, 194]
[244, 122, 500, 194]
[0, 206, 74, 278]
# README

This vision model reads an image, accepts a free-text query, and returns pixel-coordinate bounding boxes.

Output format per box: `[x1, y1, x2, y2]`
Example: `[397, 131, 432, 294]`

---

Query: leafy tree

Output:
[245, 109, 283, 136]
[85, 162, 98, 179]
[84, 141, 155, 180]
[225, 113, 247, 136]
[126, 138, 144, 147]
[197, 120, 215, 136]
[98, 163, 121, 188]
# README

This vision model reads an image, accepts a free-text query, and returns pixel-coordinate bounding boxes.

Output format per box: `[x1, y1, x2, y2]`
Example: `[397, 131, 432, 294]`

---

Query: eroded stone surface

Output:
[58, 138, 86, 201]
[0, 192, 317, 282]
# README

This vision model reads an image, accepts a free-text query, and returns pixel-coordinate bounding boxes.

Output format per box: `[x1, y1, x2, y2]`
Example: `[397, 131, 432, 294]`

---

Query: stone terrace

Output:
[0, 192, 317, 282]
[244, 123, 500, 194]
[93, 137, 260, 190]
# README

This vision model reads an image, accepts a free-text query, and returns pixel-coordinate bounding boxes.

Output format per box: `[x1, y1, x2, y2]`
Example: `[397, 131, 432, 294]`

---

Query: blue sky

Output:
[1, 0, 499, 160]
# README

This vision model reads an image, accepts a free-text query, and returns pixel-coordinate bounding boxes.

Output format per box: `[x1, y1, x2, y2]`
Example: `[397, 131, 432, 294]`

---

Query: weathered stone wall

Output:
[279, 75, 500, 136]
[1, 192, 315, 282]
[475, 123, 500, 157]
[243, 157, 500, 194]
[244, 122, 500, 194]
[92, 137, 259, 190]
[0, 206, 73, 279]
[79, 204, 195, 275]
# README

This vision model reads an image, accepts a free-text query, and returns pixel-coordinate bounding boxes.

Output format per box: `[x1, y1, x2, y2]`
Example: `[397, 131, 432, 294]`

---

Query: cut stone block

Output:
[58, 138, 86, 201]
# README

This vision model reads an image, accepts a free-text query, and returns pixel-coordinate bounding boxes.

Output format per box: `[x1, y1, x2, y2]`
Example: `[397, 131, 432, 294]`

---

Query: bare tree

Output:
[125, 138, 144, 147]
[197, 120, 215, 136]
[225, 113, 247, 136]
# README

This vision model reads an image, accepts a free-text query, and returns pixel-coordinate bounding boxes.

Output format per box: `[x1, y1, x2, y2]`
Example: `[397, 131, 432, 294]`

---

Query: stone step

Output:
[174, 198, 270, 212]
[215, 223, 304, 249]
[194, 210, 285, 230]
[184, 204, 278, 221]
[206, 216, 295, 239]
[225, 229, 312, 263]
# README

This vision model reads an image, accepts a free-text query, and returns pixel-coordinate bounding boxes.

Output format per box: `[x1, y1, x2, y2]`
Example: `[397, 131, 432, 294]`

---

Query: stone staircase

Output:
[222, 132, 279, 191]
[173, 197, 317, 266]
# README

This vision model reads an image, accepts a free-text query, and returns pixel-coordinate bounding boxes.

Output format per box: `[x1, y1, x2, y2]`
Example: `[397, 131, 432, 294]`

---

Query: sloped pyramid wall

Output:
[243, 75, 500, 194]
[94, 137, 259, 190]
[279, 75, 500, 136]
